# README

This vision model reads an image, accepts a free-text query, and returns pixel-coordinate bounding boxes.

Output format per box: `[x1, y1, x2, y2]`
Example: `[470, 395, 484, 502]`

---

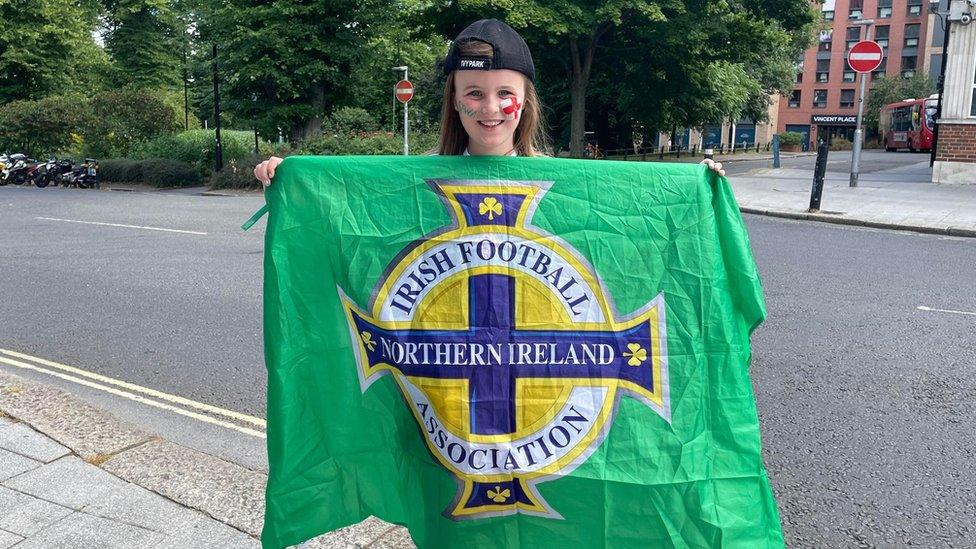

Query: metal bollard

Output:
[704, 148, 714, 160]
[809, 142, 829, 212]
[771, 135, 781, 168]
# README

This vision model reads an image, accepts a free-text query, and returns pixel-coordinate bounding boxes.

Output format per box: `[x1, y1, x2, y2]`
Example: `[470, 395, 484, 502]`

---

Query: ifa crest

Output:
[339, 180, 670, 520]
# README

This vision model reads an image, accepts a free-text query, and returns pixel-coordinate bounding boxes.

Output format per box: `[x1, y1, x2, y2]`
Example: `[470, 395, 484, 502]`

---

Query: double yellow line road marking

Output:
[0, 348, 266, 439]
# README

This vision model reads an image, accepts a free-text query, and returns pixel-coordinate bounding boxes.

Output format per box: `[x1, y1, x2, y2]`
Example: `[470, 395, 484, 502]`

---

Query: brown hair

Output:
[437, 40, 551, 156]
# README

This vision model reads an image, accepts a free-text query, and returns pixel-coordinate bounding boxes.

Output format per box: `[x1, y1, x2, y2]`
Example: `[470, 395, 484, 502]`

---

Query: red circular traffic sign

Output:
[395, 80, 414, 103]
[847, 41, 884, 73]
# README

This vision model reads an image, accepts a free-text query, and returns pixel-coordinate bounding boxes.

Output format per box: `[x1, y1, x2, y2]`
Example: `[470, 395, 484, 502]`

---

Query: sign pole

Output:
[849, 22, 876, 187]
[404, 68, 409, 156]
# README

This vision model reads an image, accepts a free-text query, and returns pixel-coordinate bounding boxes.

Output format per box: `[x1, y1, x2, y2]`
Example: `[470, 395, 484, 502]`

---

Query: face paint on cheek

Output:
[500, 96, 521, 120]
[455, 100, 479, 119]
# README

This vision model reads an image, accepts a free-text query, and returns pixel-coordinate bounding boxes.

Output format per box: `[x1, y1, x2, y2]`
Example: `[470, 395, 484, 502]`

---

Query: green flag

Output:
[261, 156, 781, 549]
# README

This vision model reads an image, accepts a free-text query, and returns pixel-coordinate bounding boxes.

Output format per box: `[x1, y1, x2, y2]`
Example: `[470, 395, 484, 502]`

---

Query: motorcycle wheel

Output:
[0, 177, 7, 187]
[35, 176, 49, 189]
[12, 173, 26, 185]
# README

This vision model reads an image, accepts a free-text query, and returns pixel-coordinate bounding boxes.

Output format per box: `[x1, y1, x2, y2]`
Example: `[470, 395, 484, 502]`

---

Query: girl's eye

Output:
[468, 91, 482, 97]
[499, 90, 512, 97]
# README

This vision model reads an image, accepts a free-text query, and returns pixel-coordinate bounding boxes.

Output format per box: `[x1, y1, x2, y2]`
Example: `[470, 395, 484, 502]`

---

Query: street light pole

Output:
[930, 0, 951, 167]
[850, 19, 875, 188]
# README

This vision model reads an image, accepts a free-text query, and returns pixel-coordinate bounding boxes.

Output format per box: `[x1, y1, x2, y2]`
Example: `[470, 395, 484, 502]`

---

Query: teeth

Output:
[479, 120, 502, 127]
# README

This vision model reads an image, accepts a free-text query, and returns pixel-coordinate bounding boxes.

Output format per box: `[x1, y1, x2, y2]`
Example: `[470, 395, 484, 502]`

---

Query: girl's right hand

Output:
[253, 156, 284, 187]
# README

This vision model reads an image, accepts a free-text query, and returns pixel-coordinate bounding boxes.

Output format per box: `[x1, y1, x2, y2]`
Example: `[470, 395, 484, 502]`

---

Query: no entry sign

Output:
[847, 41, 884, 73]
[395, 80, 414, 103]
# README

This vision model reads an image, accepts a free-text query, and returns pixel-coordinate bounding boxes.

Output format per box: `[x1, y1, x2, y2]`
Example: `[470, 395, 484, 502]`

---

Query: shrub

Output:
[829, 137, 853, 151]
[299, 131, 439, 155]
[777, 131, 804, 147]
[82, 89, 180, 158]
[326, 107, 379, 134]
[97, 158, 200, 187]
[209, 154, 266, 190]
[133, 129, 267, 176]
[0, 94, 89, 156]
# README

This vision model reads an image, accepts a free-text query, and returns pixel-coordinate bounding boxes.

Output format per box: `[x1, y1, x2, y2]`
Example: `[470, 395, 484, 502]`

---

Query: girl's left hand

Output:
[701, 158, 725, 177]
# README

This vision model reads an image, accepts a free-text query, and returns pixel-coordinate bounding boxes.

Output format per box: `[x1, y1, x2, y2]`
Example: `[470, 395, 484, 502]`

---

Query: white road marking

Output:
[0, 351, 265, 439]
[34, 217, 208, 235]
[916, 306, 976, 317]
[850, 52, 882, 61]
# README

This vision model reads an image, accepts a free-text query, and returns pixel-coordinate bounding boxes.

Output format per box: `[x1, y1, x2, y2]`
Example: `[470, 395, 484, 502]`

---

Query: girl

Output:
[253, 18, 725, 184]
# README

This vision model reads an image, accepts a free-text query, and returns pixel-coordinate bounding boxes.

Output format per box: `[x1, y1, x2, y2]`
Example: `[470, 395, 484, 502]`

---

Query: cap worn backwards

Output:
[443, 19, 536, 82]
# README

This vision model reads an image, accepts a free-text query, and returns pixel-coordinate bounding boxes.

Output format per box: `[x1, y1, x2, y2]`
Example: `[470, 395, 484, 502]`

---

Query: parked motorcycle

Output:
[36, 158, 73, 188]
[0, 154, 30, 186]
[56, 158, 99, 189]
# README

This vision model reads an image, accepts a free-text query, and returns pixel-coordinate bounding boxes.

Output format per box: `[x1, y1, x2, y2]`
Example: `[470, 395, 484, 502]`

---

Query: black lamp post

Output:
[930, 0, 952, 167]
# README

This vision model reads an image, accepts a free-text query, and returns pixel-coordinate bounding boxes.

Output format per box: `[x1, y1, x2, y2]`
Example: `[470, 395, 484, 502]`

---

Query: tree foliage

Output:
[0, 95, 89, 155]
[103, 0, 185, 89]
[0, 0, 108, 103]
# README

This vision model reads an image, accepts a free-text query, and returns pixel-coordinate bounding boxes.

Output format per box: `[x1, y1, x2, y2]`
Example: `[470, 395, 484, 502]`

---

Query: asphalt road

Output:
[722, 149, 931, 177]
[1, 181, 973, 546]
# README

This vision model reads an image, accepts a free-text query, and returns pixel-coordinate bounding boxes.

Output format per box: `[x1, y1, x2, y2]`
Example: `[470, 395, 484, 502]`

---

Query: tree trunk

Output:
[296, 83, 326, 140]
[568, 26, 608, 158]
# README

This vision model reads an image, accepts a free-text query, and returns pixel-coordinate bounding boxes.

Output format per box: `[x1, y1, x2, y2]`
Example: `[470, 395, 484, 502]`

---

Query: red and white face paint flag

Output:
[500, 96, 520, 120]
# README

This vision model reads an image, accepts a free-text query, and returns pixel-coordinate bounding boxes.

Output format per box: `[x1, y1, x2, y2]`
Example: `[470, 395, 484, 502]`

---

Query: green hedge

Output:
[99, 158, 201, 188]
[133, 129, 270, 176]
[777, 131, 804, 147]
[300, 131, 439, 155]
[209, 154, 266, 190]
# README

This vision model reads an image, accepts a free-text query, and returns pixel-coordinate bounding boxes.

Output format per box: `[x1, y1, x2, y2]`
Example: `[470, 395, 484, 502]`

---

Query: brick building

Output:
[778, 0, 943, 150]
[932, 0, 976, 183]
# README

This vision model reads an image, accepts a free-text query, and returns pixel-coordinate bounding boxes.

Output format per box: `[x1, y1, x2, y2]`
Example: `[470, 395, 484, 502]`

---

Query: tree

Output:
[103, 0, 185, 90]
[0, 95, 90, 155]
[0, 0, 108, 102]
[864, 73, 935, 133]
[196, 0, 389, 141]
[82, 89, 180, 157]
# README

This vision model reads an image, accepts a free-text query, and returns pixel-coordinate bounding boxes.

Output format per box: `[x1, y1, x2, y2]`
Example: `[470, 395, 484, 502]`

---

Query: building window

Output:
[824, 10, 834, 21]
[819, 41, 832, 52]
[843, 70, 856, 83]
[878, 0, 892, 18]
[814, 89, 828, 108]
[846, 26, 861, 51]
[971, 61, 976, 116]
[840, 89, 855, 108]
[817, 59, 830, 82]
[908, 0, 922, 16]
[872, 59, 888, 80]
[850, 0, 863, 19]
[901, 56, 917, 77]
[904, 24, 920, 48]
[789, 90, 801, 108]
[875, 25, 890, 51]
[796, 71, 803, 83]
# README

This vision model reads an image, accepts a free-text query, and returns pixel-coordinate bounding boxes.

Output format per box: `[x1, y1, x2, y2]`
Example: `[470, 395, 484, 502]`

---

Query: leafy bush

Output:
[777, 131, 804, 147]
[133, 129, 268, 176]
[97, 158, 200, 187]
[299, 131, 439, 155]
[829, 137, 853, 151]
[82, 89, 180, 158]
[209, 154, 266, 190]
[326, 107, 380, 134]
[0, 95, 89, 156]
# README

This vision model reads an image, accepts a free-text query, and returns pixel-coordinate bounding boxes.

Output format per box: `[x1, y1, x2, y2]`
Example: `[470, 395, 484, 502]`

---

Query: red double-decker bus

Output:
[879, 96, 938, 152]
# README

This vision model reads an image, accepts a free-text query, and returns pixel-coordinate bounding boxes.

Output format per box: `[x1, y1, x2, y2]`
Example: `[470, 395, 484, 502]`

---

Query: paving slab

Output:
[13, 511, 165, 549]
[302, 516, 401, 548]
[0, 447, 40, 481]
[83, 481, 212, 536]
[0, 372, 153, 460]
[2, 456, 127, 510]
[151, 516, 260, 549]
[102, 438, 265, 536]
[0, 529, 22, 549]
[0, 486, 73, 536]
[368, 526, 417, 548]
[0, 422, 70, 462]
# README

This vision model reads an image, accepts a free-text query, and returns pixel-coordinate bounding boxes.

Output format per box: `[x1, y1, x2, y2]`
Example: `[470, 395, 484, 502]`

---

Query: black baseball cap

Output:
[443, 19, 535, 82]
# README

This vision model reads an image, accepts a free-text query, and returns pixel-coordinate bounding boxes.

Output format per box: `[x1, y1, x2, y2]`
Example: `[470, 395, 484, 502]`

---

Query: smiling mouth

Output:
[478, 120, 503, 128]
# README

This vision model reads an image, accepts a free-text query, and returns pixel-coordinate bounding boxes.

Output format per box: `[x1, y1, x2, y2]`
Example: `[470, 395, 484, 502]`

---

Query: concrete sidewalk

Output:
[729, 164, 976, 237]
[0, 372, 414, 549]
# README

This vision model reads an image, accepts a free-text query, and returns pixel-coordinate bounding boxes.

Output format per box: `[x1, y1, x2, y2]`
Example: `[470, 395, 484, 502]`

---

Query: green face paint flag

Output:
[261, 156, 781, 549]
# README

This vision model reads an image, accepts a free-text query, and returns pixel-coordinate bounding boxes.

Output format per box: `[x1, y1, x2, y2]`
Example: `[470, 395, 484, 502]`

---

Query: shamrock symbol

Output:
[487, 485, 510, 503]
[623, 343, 647, 367]
[360, 331, 376, 351]
[478, 197, 503, 221]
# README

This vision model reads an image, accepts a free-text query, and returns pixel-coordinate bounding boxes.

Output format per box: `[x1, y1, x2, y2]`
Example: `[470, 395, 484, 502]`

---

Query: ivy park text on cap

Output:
[443, 19, 536, 82]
